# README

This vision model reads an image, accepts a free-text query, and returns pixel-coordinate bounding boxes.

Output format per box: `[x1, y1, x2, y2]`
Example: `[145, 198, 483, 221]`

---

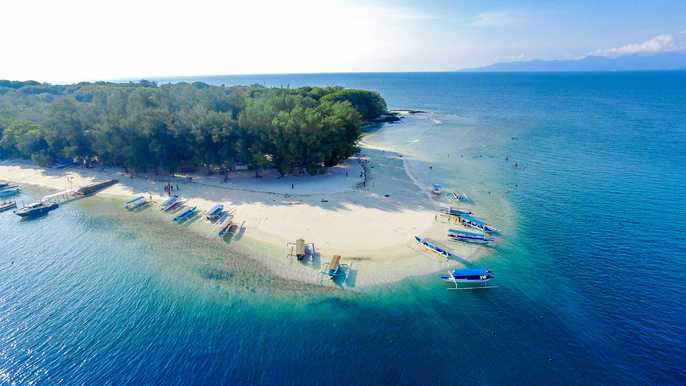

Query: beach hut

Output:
[295, 238, 306, 260]
[328, 255, 342, 277]
[286, 239, 315, 261]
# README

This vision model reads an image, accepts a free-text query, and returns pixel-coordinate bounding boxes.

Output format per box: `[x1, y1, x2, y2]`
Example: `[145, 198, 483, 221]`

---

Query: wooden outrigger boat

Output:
[440, 207, 472, 217]
[0, 201, 17, 212]
[218, 220, 238, 237]
[459, 214, 499, 233]
[173, 206, 197, 222]
[448, 229, 494, 244]
[127, 197, 149, 210]
[441, 268, 497, 290]
[159, 195, 179, 211]
[414, 235, 454, 259]
[124, 195, 145, 209]
[205, 203, 224, 221]
[0, 186, 21, 197]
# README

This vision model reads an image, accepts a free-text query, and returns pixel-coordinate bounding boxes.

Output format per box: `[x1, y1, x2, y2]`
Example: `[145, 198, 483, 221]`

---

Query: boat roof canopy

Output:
[453, 268, 491, 276]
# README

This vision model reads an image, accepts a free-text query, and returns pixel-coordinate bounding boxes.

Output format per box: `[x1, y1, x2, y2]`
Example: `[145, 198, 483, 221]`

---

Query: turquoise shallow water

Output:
[2, 72, 686, 384]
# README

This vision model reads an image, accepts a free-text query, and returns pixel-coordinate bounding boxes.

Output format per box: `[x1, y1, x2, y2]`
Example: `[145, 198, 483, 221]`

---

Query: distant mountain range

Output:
[464, 52, 686, 72]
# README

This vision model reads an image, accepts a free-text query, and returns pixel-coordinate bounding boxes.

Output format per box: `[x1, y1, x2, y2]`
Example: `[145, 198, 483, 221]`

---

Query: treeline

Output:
[0, 80, 388, 175]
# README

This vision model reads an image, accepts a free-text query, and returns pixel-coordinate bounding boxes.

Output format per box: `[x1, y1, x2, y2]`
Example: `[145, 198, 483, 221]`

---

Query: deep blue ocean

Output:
[2, 72, 685, 385]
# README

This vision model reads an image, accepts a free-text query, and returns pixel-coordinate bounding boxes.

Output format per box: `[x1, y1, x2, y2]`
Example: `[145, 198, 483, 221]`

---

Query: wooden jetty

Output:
[38, 179, 119, 205]
[76, 179, 118, 196]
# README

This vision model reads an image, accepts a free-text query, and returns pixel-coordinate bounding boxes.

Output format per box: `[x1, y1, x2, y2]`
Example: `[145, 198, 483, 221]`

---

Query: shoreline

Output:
[0, 145, 491, 288]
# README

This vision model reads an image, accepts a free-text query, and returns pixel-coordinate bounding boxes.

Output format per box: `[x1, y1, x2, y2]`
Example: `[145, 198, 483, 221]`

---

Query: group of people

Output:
[164, 183, 180, 196]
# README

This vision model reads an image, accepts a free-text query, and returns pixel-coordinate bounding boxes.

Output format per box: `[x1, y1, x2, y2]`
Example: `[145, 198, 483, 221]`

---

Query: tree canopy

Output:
[0, 80, 388, 175]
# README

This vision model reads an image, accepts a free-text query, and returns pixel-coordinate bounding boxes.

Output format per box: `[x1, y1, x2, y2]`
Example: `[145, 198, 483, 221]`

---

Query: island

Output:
[0, 80, 487, 287]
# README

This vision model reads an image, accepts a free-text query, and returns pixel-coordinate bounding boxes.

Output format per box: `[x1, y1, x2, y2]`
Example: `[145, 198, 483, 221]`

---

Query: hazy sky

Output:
[2, 0, 685, 82]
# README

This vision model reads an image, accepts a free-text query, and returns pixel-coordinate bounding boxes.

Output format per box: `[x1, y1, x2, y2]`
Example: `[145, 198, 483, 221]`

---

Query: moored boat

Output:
[0, 186, 21, 197]
[459, 214, 499, 233]
[440, 207, 472, 217]
[414, 235, 454, 258]
[173, 206, 197, 222]
[14, 201, 59, 218]
[124, 195, 145, 209]
[160, 195, 179, 211]
[0, 201, 17, 212]
[127, 197, 149, 210]
[218, 220, 232, 237]
[448, 229, 494, 244]
[440, 268, 496, 290]
[206, 203, 224, 221]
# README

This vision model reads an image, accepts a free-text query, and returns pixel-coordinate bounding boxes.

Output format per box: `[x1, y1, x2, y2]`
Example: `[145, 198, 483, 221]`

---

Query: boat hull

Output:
[14, 202, 59, 217]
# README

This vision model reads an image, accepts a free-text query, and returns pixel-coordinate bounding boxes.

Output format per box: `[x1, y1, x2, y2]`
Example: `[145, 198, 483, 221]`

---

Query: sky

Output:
[2, 0, 685, 82]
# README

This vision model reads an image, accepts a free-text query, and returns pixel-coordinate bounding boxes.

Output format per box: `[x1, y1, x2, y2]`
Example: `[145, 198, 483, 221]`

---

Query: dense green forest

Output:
[0, 80, 388, 175]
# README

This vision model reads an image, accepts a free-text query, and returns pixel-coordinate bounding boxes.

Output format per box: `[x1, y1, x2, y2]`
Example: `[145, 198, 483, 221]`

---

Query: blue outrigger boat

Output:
[173, 206, 197, 222]
[448, 229, 494, 244]
[459, 214, 499, 233]
[206, 203, 224, 221]
[441, 207, 472, 217]
[441, 268, 496, 290]
[415, 235, 454, 259]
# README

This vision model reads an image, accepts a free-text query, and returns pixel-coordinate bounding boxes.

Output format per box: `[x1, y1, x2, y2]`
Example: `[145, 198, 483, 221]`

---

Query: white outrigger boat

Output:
[127, 197, 149, 210]
[0, 200, 17, 212]
[160, 195, 185, 211]
[124, 195, 145, 209]
[414, 235, 454, 259]
[441, 268, 497, 290]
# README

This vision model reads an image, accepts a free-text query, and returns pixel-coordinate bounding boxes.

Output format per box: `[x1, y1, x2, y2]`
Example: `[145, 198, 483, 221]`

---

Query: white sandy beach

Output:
[0, 146, 490, 288]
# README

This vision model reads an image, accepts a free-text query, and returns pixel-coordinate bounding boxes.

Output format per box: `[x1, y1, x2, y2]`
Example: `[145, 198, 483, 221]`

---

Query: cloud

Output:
[471, 11, 524, 27]
[591, 34, 675, 57]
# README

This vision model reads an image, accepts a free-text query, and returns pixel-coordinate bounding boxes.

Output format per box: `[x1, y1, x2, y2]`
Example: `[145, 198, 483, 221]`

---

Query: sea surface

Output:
[2, 72, 686, 384]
